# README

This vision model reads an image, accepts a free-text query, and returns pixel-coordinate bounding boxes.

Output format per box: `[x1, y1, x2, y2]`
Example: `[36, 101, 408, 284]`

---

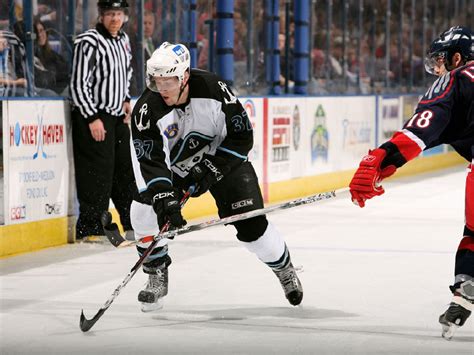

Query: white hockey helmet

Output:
[146, 42, 190, 92]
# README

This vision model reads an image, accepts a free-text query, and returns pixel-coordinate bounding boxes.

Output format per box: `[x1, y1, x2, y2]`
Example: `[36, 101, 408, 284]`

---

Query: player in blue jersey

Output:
[349, 26, 474, 339]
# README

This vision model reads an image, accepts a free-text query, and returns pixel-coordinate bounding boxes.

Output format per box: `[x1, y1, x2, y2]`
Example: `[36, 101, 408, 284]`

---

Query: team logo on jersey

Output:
[164, 123, 179, 138]
[135, 103, 150, 131]
[188, 137, 199, 149]
[170, 132, 215, 176]
[218, 81, 237, 105]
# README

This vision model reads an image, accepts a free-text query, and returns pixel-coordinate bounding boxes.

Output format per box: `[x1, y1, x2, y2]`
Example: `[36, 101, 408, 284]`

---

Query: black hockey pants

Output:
[209, 162, 268, 242]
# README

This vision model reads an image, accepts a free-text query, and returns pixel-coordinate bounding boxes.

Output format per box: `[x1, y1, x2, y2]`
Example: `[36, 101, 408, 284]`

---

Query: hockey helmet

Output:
[146, 42, 190, 92]
[425, 26, 473, 75]
[97, 1, 129, 9]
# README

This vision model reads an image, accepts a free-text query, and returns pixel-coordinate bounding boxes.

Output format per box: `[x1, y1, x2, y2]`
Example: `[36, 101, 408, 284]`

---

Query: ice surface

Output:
[1, 167, 473, 354]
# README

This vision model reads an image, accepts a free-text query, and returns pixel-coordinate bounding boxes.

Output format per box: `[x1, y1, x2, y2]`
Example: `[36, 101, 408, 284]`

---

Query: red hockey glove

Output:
[349, 148, 396, 208]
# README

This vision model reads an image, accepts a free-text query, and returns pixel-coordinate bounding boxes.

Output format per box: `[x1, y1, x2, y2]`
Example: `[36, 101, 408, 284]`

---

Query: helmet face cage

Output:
[424, 51, 447, 75]
[425, 26, 473, 74]
[146, 42, 190, 92]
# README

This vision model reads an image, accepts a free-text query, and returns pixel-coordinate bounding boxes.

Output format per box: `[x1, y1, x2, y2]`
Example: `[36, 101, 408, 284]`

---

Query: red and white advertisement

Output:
[3, 100, 69, 224]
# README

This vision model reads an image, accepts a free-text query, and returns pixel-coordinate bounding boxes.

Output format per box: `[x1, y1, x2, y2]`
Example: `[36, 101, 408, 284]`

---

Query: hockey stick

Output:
[79, 187, 194, 332]
[104, 188, 344, 248]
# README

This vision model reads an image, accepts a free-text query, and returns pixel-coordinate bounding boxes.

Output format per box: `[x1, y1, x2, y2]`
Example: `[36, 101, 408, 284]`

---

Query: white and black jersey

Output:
[131, 69, 253, 200]
[70, 24, 132, 121]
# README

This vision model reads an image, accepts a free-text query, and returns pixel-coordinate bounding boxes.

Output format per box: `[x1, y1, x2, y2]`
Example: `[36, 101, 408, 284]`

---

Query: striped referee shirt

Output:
[70, 23, 132, 121]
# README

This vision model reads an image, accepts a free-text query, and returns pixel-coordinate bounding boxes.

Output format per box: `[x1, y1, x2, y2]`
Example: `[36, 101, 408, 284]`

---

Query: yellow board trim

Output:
[0, 217, 68, 258]
[0, 152, 465, 258]
[268, 151, 466, 203]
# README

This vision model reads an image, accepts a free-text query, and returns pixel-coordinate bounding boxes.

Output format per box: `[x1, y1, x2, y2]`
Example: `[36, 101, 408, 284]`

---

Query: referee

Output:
[70, 0, 135, 241]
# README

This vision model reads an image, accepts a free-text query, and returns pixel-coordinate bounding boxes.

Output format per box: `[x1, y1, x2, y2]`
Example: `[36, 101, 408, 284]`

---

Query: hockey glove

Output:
[349, 148, 397, 208]
[152, 188, 187, 230]
[189, 154, 230, 197]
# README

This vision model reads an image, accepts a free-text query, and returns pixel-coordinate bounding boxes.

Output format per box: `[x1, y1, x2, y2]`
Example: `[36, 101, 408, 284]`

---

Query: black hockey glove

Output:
[189, 154, 230, 197]
[152, 188, 187, 230]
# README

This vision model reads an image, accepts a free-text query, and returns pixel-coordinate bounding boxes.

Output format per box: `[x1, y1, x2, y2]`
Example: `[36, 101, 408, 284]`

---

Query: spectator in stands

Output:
[11, 21, 57, 96]
[278, 32, 294, 89]
[233, 11, 247, 62]
[0, 31, 27, 96]
[143, 10, 157, 62]
[0, 29, 56, 97]
[33, 19, 69, 95]
[129, 10, 158, 95]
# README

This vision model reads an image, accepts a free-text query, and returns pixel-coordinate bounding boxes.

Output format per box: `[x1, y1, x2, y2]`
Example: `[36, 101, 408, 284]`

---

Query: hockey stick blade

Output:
[108, 189, 343, 248]
[102, 211, 126, 247]
[79, 188, 194, 332]
[79, 266, 139, 332]
[80, 308, 106, 332]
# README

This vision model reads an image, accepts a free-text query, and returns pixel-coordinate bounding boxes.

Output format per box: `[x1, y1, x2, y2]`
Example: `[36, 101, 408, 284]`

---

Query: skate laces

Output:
[146, 270, 165, 292]
[275, 264, 300, 292]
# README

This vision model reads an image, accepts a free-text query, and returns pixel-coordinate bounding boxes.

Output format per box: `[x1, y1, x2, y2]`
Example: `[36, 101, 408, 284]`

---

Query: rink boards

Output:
[0, 95, 465, 256]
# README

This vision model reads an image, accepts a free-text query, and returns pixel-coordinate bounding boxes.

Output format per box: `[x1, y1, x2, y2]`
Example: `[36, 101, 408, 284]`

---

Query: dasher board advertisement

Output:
[5, 100, 68, 224]
[241, 97, 264, 180]
[266, 97, 306, 183]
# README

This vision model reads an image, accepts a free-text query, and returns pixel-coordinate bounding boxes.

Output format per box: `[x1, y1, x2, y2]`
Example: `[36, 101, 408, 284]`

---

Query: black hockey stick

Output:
[104, 188, 344, 248]
[79, 187, 194, 332]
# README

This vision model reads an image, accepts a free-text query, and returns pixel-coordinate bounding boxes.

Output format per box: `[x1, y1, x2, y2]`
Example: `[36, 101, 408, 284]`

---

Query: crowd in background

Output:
[0, 0, 473, 97]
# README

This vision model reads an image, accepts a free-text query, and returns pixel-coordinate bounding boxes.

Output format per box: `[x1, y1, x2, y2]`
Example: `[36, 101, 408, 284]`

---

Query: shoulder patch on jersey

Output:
[164, 123, 179, 138]
[217, 80, 238, 105]
[134, 103, 151, 131]
[419, 72, 455, 104]
[188, 69, 237, 105]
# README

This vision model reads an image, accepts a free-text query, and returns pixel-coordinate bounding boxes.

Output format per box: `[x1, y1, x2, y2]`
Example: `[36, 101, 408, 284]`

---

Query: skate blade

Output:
[441, 323, 458, 340]
[140, 299, 164, 313]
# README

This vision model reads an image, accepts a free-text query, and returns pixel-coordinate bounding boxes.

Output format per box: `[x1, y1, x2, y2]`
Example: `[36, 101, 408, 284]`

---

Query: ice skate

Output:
[138, 267, 168, 312]
[439, 280, 473, 340]
[273, 261, 303, 306]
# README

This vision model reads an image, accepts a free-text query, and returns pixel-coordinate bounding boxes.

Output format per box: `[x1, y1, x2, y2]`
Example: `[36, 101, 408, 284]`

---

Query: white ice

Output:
[1, 167, 473, 354]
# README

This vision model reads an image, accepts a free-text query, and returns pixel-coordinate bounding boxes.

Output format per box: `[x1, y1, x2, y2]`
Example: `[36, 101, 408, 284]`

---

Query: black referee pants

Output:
[72, 109, 135, 238]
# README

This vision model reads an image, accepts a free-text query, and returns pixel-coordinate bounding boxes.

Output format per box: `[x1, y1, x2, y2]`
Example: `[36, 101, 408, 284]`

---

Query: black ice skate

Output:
[138, 266, 169, 312]
[273, 262, 303, 306]
[439, 280, 473, 340]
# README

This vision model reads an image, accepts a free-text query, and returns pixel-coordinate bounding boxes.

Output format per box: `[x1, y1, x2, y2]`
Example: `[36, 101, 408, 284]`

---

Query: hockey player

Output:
[129, 42, 303, 312]
[349, 26, 474, 339]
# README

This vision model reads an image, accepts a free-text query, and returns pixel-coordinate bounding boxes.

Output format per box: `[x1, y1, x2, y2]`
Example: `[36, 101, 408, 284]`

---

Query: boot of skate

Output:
[439, 280, 473, 340]
[272, 260, 303, 306]
[138, 254, 171, 312]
